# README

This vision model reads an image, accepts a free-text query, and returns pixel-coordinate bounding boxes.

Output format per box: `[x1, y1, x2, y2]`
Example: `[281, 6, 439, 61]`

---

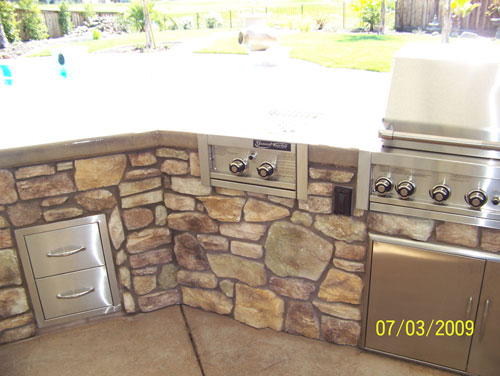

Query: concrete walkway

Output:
[0, 305, 454, 376]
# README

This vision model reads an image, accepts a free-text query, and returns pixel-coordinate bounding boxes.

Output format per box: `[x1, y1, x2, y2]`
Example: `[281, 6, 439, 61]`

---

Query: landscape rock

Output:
[155, 205, 168, 226]
[118, 177, 162, 197]
[181, 287, 233, 315]
[334, 241, 366, 261]
[126, 227, 171, 254]
[309, 168, 354, 183]
[481, 228, 500, 252]
[0, 249, 21, 287]
[244, 199, 290, 222]
[122, 291, 136, 313]
[124, 168, 161, 180]
[0, 216, 7, 228]
[15, 164, 54, 179]
[0, 312, 33, 332]
[290, 211, 313, 227]
[313, 299, 361, 321]
[219, 222, 267, 241]
[0, 287, 29, 318]
[219, 279, 235, 297]
[0, 170, 17, 204]
[122, 207, 153, 230]
[314, 214, 367, 242]
[215, 187, 245, 196]
[308, 182, 334, 196]
[333, 258, 365, 273]
[40, 196, 68, 207]
[267, 196, 295, 208]
[156, 148, 188, 160]
[367, 212, 434, 241]
[132, 267, 158, 276]
[207, 254, 266, 286]
[174, 233, 209, 270]
[119, 266, 131, 290]
[285, 302, 319, 339]
[158, 264, 178, 289]
[56, 161, 73, 171]
[16, 173, 75, 200]
[171, 177, 212, 196]
[115, 249, 127, 266]
[74, 154, 126, 190]
[322, 316, 360, 346]
[298, 197, 332, 213]
[436, 222, 479, 248]
[129, 248, 173, 268]
[265, 222, 333, 280]
[121, 189, 163, 209]
[269, 276, 316, 300]
[198, 196, 246, 222]
[189, 153, 200, 176]
[133, 275, 157, 295]
[234, 284, 284, 331]
[168, 212, 218, 233]
[197, 234, 228, 251]
[108, 207, 125, 250]
[177, 270, 218, 288]
[161, 160, 189, 175]
[0, 324, 35, 344]
[137, 290, 180, 312]
[231, 241, 263, 259]
[128, 152, 157, 167]
[0, 229, 13, 249]
[74, 189, 116, 211]
[43, 207, 83, 222]
[318, 268, 363, 305]
[164, 192, 195, 211]
[7, 202, 41, 227]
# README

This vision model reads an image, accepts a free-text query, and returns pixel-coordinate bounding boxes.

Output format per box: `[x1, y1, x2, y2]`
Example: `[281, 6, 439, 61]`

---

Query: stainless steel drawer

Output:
[25, 223, 105, 278]
[36, 266, 112, 320]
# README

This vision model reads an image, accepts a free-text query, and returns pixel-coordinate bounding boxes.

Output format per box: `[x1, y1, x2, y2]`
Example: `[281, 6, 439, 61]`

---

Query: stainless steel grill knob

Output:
[229, 158, 247, 174]
[257, 162, 275, 179]
[466, 189, 487, 209]
[374, 177, 393, 195]
[430, 185, 451, 203]
[395, 180, 415, 199]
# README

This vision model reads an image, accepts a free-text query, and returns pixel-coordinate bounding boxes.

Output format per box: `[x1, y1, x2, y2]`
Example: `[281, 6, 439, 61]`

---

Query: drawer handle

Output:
[56, 287, 95, 299]
[47, 246, 86, 257]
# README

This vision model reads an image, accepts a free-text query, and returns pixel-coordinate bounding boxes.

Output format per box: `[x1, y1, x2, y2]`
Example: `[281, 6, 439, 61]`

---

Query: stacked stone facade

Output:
[1, 143, 499, 348]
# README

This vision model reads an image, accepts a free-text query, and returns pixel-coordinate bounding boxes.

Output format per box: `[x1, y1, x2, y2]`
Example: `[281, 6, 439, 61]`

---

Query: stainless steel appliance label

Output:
[253, 140, 291, 151]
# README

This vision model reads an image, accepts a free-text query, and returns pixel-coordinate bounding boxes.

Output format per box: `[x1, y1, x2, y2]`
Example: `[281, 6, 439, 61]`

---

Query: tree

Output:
[380, 0, 386, 34]
[19, 0, 48, 41]
[0, 0, 20, 43]
[441, 0, 452, 43]
[0, 21, 8, 49]
[58, 1, 73, 36]
[351, 0, 382, 32]
[142, 0, 155, 49]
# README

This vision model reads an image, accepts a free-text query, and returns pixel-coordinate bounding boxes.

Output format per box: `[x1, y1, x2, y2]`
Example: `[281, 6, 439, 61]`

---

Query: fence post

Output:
[343, 2, 346, 30]
[229, 10, 232, 29]
[197, 13, 199, 29]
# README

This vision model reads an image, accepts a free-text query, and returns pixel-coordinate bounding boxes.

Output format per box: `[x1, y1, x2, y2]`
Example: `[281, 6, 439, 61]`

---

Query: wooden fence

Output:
[15, 10, 120, 40]
[395, 0, 498, 35]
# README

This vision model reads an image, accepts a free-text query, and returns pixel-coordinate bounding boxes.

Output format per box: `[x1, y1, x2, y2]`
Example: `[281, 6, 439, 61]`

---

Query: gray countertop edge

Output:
[0, 130, 359, 169]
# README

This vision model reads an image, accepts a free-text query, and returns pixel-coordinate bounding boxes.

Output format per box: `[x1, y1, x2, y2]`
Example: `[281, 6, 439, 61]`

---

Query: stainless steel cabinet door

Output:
[467, 261, 500, 376]
[365, 241, 484, 371]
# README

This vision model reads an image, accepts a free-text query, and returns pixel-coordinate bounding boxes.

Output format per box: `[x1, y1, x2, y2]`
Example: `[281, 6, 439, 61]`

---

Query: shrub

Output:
[178, 16, 193, 30]
[0, 0, 20, 43]
[92, 28, 101, 40]
[127, 1, 160, 32]
[19, 0, 48, 41]
[83, 3, 96, 22]
[351, 0, 381, 32]
[58, 1, 73, 35]
[205, 12, 222, 29]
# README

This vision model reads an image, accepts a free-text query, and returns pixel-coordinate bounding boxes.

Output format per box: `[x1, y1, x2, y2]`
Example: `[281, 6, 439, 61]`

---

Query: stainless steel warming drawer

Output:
[15, 215, 121, 328]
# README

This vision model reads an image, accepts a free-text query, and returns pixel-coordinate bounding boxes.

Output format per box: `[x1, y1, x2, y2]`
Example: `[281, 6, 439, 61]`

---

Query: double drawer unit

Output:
[15, 215, 121, 328]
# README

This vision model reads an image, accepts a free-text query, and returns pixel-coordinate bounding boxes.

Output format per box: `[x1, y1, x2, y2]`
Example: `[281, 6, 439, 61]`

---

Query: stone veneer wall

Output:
[1, 145, 499, 347]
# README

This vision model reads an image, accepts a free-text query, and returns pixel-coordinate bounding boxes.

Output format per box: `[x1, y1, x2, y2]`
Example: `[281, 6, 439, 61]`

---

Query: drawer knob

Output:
[56, 287, 95, 299]
[46, 246, 86, 257]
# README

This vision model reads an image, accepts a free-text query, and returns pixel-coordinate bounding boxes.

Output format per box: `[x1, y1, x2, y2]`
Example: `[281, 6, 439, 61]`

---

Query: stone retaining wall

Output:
[1, 144, 499, 347]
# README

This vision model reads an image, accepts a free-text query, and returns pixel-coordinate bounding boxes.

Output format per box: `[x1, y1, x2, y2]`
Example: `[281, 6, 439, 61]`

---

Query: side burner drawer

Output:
[36, 266, 113, 320]
[25, 223, 105, 278]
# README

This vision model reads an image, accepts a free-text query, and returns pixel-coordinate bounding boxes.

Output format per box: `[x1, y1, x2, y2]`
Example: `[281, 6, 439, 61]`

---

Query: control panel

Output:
[198, 135, 308, 200]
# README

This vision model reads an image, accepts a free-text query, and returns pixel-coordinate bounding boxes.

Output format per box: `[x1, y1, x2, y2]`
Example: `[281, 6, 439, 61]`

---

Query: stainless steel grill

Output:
[357, 42, 500, 229]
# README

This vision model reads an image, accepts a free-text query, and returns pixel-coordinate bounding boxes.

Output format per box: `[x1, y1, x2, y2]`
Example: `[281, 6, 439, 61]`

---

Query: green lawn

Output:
[197, 32, 438, 72]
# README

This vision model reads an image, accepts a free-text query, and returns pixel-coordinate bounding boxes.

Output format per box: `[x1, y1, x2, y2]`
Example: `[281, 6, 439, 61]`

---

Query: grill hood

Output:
[381, 42, 500, 153]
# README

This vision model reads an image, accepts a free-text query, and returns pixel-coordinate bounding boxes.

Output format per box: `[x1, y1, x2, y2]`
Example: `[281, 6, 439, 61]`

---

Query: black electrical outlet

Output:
[334, 186, 353, 216]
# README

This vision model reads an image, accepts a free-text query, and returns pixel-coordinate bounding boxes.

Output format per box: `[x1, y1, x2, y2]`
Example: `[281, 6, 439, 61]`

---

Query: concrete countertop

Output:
[0, 50, 388, 167]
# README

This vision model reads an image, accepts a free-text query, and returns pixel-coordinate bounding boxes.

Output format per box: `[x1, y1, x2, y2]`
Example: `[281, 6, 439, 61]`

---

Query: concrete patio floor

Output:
[0, 305, 455, 376]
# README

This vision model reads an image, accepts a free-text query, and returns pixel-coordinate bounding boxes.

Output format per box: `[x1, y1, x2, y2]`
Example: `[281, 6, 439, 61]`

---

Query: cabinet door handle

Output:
[466, 296, 473, 318]
[479, 299, 490, 341]
[56, 287, 95, 299]
[47, 246, 86, 257]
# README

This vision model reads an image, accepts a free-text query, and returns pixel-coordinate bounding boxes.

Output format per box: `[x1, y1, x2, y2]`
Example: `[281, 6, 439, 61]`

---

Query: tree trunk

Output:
[380, 0, 386, 34]
[441, 0, 452, 43]
[0, 21, 9, 50]
[142, 0, 155, 49]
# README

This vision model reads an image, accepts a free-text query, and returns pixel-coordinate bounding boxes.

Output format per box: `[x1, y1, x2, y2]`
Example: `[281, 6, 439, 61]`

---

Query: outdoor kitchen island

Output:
[1, 43, 500, 376]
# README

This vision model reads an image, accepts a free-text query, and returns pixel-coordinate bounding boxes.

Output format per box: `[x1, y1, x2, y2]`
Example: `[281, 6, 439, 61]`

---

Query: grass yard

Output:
[197, 32, 438, 72]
